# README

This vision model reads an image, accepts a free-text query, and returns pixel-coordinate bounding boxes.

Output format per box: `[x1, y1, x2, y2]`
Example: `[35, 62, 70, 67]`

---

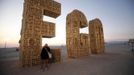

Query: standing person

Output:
[40, 44, 51, 71]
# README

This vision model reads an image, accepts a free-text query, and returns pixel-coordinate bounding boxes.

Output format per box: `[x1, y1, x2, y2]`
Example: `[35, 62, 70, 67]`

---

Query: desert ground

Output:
[0, 42, 134, 75]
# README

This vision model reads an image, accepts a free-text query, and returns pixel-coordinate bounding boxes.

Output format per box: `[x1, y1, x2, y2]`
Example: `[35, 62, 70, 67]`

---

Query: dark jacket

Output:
[40, 46, 50, 60]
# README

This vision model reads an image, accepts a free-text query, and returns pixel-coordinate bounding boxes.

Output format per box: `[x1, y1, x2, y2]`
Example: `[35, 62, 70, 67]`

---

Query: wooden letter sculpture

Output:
[89, 18, 105, 54]
[20, 0, 61, 67]
[66, 10, 90, 58]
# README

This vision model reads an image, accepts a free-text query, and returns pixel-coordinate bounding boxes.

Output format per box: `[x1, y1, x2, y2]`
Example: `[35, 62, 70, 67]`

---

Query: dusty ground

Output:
[0, 43, 134, 75]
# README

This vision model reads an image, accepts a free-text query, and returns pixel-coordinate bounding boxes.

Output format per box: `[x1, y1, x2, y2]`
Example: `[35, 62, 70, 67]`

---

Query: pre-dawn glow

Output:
[0, 0, 134, 47]
[43, 16, 56, 23]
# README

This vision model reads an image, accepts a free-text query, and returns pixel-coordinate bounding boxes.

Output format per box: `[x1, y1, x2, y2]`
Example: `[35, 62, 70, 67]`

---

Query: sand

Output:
[0, 43, 134, 75]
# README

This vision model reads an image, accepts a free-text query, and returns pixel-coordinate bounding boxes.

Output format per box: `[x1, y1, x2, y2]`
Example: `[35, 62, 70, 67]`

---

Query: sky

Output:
[0, 0, 134, 47]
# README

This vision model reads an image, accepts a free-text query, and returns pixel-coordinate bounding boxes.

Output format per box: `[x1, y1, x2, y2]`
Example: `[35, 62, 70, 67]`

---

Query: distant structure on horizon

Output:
[128, 39, 134, 52]
[20, 0, 61, 67]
